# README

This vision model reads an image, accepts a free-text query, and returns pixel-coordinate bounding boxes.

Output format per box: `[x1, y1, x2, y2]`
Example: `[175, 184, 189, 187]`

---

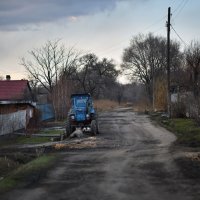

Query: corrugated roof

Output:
[0, 80, 30, 101]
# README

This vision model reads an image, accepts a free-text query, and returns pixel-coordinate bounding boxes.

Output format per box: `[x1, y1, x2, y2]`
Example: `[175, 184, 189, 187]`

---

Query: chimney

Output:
[6, 75, 11, 80]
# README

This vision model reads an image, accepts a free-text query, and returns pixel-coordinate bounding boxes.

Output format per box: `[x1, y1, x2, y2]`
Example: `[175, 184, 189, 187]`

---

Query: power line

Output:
[97, 15, 167, 57]
[171, 0, 177, 7]
[96, 38, 130, 57]
[173, 0, 189, 19]
[171, 25, 188, 46]
[172, 0, 187, 14]
[96, 1, 186, 57]
[142, 15, 167, 32]
[151, 25, 165, 34]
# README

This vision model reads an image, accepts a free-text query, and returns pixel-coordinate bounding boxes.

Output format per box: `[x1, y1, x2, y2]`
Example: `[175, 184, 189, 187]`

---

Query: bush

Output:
[171, 102, 187, 118]
[26, 108, 41, 133]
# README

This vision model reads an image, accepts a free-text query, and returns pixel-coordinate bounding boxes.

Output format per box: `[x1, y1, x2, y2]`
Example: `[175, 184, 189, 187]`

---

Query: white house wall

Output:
[0, 110, 26, 135]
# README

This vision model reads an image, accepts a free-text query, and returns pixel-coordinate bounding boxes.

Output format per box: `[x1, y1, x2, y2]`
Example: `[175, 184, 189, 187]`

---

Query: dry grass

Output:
[94, 99, 119, 111]
[94, 99, 154, 112]
[132, 101, 151, 112]
[133, 101, 165, 113]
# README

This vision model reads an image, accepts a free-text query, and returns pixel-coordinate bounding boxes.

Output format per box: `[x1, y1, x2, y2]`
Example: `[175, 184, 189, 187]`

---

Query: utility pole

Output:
[152, 65, 155, 112]
[167, 7, 171, 117]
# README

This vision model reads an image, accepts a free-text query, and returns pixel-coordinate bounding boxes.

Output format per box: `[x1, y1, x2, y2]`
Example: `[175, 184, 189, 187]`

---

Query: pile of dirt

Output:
[54, 137, 98, 150]
[186, 152, 200, 161]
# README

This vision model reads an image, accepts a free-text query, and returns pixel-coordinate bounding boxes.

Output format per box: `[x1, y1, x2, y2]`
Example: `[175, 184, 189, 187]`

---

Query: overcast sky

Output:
[0, 0, 199, 82]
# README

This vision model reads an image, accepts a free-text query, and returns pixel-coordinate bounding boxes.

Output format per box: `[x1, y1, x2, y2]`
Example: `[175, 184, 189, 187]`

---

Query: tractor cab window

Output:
[75, 98, 87, 107]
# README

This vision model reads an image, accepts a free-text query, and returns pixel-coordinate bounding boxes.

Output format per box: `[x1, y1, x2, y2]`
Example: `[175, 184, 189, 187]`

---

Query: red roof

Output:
[0, 80, 30, 101]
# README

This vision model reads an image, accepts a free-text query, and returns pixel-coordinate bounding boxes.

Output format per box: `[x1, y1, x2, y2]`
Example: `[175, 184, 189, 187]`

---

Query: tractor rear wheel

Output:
[96, 118, 99, 134]
[91, 120, 97, 135]
[66, 119, 73, 137]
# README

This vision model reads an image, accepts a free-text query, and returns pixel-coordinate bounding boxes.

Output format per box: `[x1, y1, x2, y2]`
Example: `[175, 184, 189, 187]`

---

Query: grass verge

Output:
[0, 136, 50, 147]
[16, 136, 50, 144]
[38, 129, 63, 135]
[0, 129, 64, 148]
[0, 154, 56, 193]
[151, 113, 200, 147]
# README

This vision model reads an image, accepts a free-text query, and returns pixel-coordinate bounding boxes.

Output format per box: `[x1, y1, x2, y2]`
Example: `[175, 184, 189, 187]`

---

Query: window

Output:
[75, 98, 87, 107]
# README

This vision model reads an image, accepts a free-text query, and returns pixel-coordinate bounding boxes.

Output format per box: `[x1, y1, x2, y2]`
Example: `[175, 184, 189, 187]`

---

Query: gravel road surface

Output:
[2, 108, 200, 200]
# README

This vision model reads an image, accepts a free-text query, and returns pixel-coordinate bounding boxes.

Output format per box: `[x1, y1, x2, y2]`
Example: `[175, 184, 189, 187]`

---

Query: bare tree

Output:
[75, 53, 119, 98]
[62, 46, 81, 79]
[21, 40, 81, 120]
[75, 54, 98, 94]
[21, 40, 80, 93]
[21, 40, 64, 93]
[185, 40, 200, 98]
[122, 34, 165, 101]
[122, 33, 181, 107]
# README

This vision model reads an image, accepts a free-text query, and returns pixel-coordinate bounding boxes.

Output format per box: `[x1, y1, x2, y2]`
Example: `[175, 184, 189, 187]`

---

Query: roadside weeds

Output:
[150, 112, 200, 172]
[0, 154, 57, 194]
[0, 129, 65, 148]
[150, 113, 200, 147]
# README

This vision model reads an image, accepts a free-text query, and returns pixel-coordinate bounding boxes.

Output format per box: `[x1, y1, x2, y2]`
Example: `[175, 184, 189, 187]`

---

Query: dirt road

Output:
[2, 108, 200, 200]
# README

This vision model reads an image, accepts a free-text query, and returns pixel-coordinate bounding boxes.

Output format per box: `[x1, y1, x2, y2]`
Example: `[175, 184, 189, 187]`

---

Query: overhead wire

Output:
[97, 0, 184, 57]
[172, 0, 187, 14]
[173, 0, 189, 19]
[142, 15, 167, 32]
[170, 0, 189, 47]
[171, 25, 188, 46]
[171, 0, 177, 7]
[97, 0, 189, 57]
[97, 14, 167, 57]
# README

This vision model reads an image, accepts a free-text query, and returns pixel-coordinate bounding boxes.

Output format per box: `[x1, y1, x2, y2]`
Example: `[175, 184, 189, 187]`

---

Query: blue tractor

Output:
[66, 93, 99, 136]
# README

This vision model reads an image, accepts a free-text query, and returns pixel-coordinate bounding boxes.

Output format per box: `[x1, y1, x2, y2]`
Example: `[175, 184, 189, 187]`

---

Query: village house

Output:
[0, 75, 35, 135]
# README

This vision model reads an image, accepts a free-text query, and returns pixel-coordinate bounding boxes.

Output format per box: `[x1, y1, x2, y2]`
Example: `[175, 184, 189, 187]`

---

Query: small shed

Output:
[0, 76, 35, 134]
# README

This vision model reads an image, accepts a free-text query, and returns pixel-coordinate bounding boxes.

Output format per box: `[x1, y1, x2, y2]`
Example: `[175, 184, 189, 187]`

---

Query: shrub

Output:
[171, 102, 187, 118]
